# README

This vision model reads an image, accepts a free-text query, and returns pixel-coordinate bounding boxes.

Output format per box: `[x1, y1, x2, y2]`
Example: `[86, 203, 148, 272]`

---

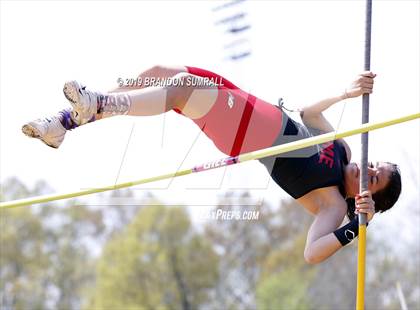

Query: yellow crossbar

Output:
[1, 112, 418, 209]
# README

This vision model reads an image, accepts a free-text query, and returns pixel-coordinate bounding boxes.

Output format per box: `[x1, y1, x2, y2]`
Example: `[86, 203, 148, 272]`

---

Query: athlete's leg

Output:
[22, 72, 219, 148]
[117, 72, 218, 119]
[64, 72, 218, 124]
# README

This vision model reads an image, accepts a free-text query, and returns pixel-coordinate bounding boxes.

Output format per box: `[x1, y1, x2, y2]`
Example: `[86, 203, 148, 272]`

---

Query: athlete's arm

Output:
[299, 71, 376, 161]
[303, 193, 347, 264]
[299, 71, 375, 130]
[304, 190, 376, 264]
[299, 93, 349, 157]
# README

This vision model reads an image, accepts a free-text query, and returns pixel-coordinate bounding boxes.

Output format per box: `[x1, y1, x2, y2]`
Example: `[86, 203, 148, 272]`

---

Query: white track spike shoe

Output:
[63, 81, 101, 125]
[22, 116, 66, 148]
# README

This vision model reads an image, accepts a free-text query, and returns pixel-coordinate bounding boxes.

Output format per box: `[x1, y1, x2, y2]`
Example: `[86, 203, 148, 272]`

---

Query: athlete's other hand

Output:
[355, 190, 376, 222]
[344, 71, 376, 99]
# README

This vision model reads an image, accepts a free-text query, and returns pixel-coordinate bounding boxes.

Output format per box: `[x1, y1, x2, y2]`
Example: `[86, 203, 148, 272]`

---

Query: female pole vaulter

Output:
[22, 65, 401, 264]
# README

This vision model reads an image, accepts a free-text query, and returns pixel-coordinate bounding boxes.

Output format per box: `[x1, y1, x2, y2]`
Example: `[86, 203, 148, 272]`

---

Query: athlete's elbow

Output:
[304, 249, 326, 265]
[304, 253, 319, 265]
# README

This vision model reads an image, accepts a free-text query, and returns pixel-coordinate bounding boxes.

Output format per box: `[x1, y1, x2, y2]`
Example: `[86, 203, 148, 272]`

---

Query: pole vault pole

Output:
[356, 0, 372, 309]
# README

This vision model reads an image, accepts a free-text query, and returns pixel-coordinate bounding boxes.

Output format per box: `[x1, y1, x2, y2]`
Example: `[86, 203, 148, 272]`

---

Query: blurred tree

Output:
[256, 235, 314, 310]
[101, 188, 143, 233]
[1, 178, 418, 310]
[0, 177, 106, 310]
[204, 193, 314, 309]
[0, 201, 49, 309]
[256, 268, 310, 310]
[363, 237, 420, 310]
[307, 217, 420, 310]
[306, 241, 357, 309]
[88, 203, 218, 310]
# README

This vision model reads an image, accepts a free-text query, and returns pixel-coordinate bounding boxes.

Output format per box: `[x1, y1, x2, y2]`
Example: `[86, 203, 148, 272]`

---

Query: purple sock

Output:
[58, 109, 79, 130]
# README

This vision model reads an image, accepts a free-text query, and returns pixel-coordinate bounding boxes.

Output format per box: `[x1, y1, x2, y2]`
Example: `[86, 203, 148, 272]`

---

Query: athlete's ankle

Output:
[58, 108, 78, 130]
[97, 93, 131, 117]
[58, 108, 98, 130]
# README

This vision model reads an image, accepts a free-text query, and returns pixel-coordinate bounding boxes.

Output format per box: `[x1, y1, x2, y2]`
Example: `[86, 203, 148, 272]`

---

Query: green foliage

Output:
[256, 268, 310, 310]
[88, 204, 219, 310]
[204, 193, 314, 309]
[1, 206, 49, 309]
[255, 217, 314, 310]
[1, 178, 419, 310]
[1, 178, 104, 310]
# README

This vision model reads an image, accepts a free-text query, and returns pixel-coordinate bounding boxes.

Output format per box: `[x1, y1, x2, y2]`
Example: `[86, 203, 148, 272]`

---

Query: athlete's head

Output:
[343, 161, 401, 218]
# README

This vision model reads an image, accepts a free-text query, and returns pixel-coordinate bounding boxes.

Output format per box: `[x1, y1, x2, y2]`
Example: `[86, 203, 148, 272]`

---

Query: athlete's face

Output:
[343, 161, 392, 197]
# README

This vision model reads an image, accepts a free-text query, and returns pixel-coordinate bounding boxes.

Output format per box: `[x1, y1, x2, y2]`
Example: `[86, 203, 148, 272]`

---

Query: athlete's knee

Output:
[171, 72, 194, 82]
[167, 72, 196, 108]
[150, 64, 165, 72]
[147, 64, 169, 76]
[170, 73, 219, 114]
[144, 65, 186, 79]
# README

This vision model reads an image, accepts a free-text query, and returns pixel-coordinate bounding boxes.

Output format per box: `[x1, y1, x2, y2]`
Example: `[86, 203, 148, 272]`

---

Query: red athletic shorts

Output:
[173, 66, 283, 157]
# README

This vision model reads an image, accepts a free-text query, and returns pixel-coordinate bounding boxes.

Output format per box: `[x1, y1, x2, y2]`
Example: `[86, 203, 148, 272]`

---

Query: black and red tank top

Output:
[260, 116, 349, 199]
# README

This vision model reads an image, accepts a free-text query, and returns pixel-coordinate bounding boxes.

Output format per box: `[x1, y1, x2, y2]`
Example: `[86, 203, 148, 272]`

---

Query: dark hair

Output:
[346, 163, 402, 220]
